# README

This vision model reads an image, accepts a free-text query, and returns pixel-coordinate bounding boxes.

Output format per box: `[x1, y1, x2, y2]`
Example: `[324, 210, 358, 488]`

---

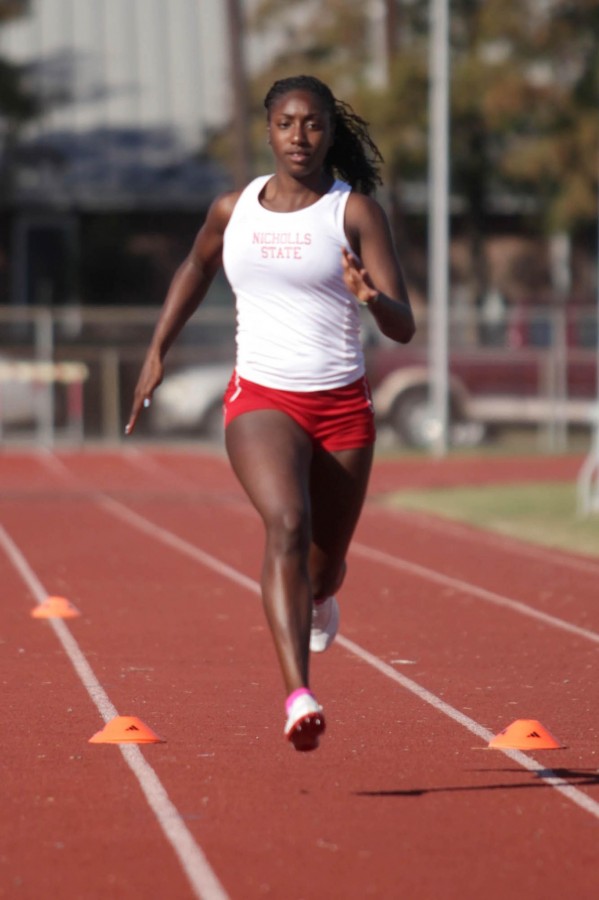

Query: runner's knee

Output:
[264, 506, 311, 559]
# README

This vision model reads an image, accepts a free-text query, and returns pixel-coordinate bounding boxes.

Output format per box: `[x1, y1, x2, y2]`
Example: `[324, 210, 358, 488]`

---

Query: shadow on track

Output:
[353, 768, 599, 798]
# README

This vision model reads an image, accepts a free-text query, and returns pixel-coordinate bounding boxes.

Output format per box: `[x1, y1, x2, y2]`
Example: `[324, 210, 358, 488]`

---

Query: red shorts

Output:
[223, 372, 376, 451]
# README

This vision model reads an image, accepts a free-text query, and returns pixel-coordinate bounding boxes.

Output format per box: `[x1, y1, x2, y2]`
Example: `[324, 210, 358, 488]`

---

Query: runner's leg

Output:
[308, 443, 374, 600]
[225, 409, 314, 694]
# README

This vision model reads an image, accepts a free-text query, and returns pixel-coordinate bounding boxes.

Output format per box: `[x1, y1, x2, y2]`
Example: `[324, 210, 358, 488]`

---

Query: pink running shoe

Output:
[284, 693, 326, 752]
[310, 595, 339, 653]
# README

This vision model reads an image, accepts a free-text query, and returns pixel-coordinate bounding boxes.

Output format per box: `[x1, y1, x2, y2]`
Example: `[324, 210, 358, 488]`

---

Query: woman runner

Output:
[126, 74, 415, 752]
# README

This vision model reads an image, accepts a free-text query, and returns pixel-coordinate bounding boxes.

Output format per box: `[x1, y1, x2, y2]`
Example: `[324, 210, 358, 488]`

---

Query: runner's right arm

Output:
[126, 191, 239, 434]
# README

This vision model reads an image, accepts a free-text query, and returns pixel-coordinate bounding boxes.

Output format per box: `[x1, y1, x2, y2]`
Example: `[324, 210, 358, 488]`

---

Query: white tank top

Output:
[222, 174, 365, 391]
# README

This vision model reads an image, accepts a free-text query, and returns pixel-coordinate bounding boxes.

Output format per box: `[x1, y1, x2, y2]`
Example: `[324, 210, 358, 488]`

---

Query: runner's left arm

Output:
[343, 193, 415, 344]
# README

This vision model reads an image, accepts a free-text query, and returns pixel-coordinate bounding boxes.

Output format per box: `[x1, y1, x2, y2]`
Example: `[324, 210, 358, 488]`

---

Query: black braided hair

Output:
[264, 75, 383, 196]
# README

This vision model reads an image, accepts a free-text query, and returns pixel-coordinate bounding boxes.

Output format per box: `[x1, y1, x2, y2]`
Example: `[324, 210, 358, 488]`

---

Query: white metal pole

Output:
[576, 162, 599, 514]
[154, 0, 171, 132]
[428, 0, 450, 456]
[123, 0, 141, 132]
[225, 0, 252, 188]
[367, 0, 389, 90]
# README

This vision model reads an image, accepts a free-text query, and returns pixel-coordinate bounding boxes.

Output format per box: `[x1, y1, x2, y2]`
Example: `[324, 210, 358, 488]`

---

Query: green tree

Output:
[0, 56, 38, 122]
[0, 1, 30, 25]
[0, 3, 41, 205]
[235, 0, 598, 301]
[0, 1, 37, 122]
[484, 0, 599, 232]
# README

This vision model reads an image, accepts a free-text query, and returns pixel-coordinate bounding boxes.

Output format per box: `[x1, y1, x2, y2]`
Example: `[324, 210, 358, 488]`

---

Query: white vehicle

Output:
[148, 362, 233, 439]
[0, 358, 88, 441]
[0, 367, 38, 426]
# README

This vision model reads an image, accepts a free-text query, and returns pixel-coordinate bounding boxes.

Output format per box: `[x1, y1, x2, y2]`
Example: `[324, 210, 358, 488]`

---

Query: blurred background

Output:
[0, 0, 597, 457]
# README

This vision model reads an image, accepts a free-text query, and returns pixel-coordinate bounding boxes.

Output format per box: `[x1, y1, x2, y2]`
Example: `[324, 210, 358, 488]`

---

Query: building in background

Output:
[0, 0, 233, 208]
[0, 0, 232, 141]
[0, 0, 239, 306]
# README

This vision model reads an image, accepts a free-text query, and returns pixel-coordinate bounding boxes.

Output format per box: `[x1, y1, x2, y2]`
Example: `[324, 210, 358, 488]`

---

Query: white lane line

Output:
[2, 521, 51, 607]
[121, 449, 599, 578]
[336, 635, 599, 821]
[369, 505, 599, 577]
[122, 447, 209, 489]
[0, 524, 229, 900]
[350, 542, 599, 645]
[115, 450, 599, 642]
[92, 496, 599, 824]
[98, 494, 259, 595]
[107, 455, 599, 646]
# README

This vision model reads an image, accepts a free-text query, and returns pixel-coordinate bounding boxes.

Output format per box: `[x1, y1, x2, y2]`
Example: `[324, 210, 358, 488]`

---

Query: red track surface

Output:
[1, 448, 598, 900]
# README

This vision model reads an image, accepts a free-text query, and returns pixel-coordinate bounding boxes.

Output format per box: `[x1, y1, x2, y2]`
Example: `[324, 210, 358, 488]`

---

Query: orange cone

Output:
[488, 719, 563, 750]
[89, 715, 165, 744]
[31, 595, 81, 619]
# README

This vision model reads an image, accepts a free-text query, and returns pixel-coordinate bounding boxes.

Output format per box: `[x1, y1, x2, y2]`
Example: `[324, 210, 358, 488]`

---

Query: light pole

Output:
[427, 0, 450, 456]
[225, 0, 252, 189]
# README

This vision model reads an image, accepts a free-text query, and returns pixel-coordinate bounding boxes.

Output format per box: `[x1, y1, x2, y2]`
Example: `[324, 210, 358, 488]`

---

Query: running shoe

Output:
[284, 693, 325, 752]
[310, 595, 339, 653]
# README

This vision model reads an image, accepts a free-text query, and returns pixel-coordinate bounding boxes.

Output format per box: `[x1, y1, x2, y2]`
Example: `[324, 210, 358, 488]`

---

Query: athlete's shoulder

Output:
[212, 176, 271, 227]
[345, 191, 388, 229]
[210, 189, 241, 218]
[202, 189, 243, 236]
[346, 190, 383, 215]
[344, 192, 392, 255]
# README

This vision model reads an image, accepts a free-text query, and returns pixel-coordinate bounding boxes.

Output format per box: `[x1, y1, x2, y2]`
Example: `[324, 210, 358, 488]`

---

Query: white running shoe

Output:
[284, 693, 325, 752]
[310, 595, 339, 653]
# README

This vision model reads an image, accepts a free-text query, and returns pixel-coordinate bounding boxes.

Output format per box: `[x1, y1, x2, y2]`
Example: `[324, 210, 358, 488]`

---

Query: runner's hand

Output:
[341, 247, 379, 306]
[125, 354, 164, 435]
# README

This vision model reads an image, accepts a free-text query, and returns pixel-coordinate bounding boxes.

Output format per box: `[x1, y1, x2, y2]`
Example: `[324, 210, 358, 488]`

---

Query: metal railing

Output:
[0, 303, 596, 449]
